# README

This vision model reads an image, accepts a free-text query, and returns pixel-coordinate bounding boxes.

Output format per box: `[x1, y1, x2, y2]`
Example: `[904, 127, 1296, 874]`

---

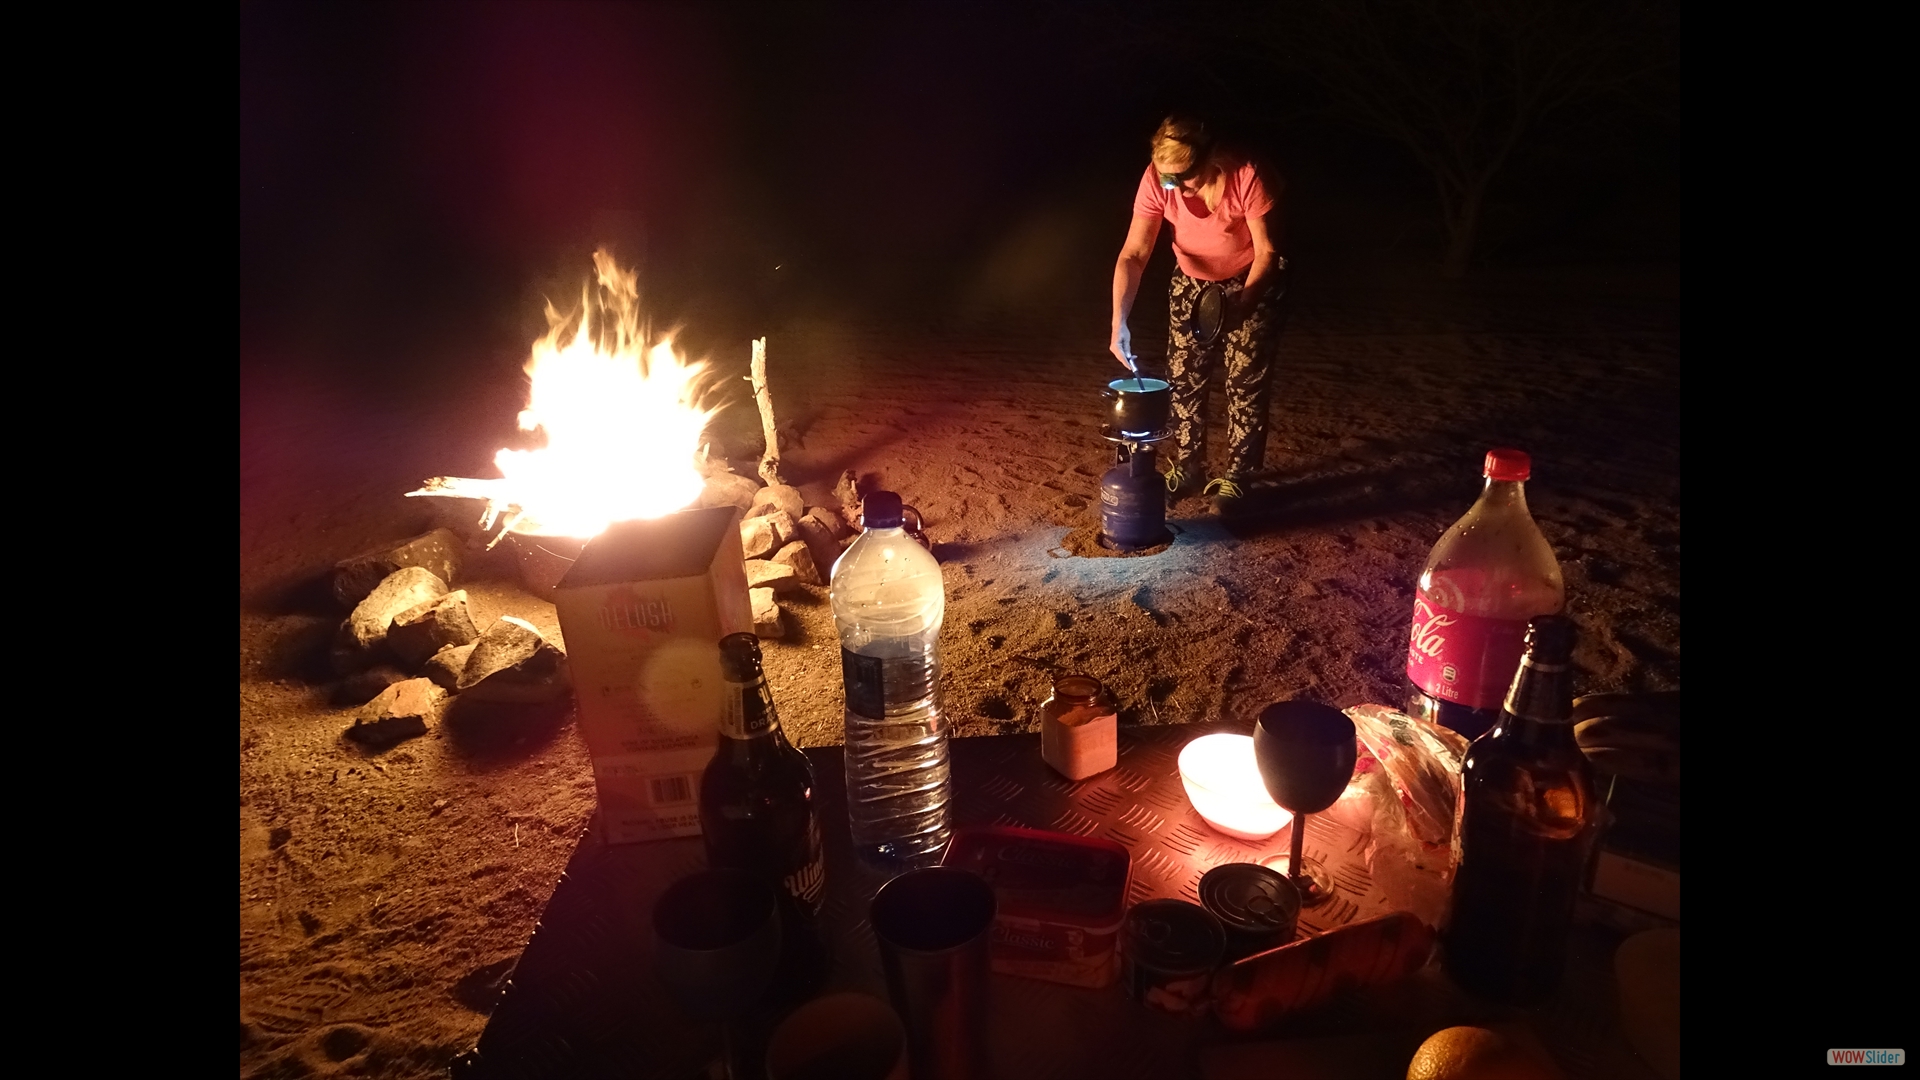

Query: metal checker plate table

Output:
[450, 722, 1660, 1080]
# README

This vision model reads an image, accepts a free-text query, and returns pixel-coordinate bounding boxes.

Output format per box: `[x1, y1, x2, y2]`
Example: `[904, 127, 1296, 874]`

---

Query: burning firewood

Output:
[406, 248, 723, 548]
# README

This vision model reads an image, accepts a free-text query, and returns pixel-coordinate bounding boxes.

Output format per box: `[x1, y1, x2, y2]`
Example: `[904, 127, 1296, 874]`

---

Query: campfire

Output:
[324, 247, 863, 748]
[407, 248, 721, 542]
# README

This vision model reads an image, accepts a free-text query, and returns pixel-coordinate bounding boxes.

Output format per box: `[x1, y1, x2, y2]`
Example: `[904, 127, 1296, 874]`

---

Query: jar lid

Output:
[1052, 674, 1106, 701]
[1484, 447, 1531, 481]
[1124, 899, 1225, 974]
[1198, 863, 1300, 935]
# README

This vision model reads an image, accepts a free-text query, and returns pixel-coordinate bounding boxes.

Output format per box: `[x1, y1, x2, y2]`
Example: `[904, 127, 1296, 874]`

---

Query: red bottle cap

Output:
[1484, 448, 1531, 481]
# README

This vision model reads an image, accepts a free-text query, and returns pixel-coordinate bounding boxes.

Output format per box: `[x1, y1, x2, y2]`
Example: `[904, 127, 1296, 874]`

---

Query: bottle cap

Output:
[718, 632, 765, 682]
[1484, 448, 1531, 481]
[861, 490, 904, 529]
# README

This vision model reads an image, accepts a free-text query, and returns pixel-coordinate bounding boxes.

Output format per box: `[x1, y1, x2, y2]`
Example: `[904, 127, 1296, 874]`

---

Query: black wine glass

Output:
[653, 868, 784, 1079]
[1252, 701, 1358, 908]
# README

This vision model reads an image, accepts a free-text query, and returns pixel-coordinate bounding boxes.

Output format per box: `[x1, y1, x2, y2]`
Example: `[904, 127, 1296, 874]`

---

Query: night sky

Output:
[244, 3, 1673, 374]
[242, 3, 1199, 376]
[242, 0, 1681, 408]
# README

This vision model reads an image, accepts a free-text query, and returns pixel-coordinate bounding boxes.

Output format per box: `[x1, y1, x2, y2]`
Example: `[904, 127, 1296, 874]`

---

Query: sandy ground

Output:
[238, 256, 1680, 1079]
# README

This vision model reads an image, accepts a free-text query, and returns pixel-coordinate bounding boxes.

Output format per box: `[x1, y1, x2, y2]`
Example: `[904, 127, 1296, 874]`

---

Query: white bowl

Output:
[1178, 733, 1293, 842]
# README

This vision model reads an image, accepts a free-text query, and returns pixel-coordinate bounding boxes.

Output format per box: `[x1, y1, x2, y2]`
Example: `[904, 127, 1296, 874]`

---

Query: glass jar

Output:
[1040, 675, 1118, 781]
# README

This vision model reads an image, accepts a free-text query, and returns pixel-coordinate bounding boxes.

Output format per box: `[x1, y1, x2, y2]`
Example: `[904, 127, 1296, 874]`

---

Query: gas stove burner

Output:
[1101, 425, 1170, 445]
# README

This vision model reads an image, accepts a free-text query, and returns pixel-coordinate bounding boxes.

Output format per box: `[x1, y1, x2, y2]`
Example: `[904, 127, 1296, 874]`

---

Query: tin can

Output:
[1198, 863, 1300, 963]
[942, 825, 1130, 989]
[1121, 899, 1225, 1015]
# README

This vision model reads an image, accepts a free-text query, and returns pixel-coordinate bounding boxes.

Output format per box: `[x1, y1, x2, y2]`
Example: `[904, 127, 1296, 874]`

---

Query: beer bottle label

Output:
[1406, 594, 1529, 712]
[783, 813, 826, 913]
[719, 679, 777, 739]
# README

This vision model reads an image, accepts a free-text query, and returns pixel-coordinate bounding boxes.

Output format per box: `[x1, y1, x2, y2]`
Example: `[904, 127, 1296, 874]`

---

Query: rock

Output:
[833, 469, 863, 514]
[792, 515, 847, 580]
[840, 465, 871, 526]
[335, 666, 409, 706]
[740, 510, 798, 561]
[750, 587, 784, 638]
[801, 506, 851, 543]
[762, 508, 799, 549]
[385, 588, 480, 664]
[387, 590, 479, 669]
[334, 567, 449, 670]
[459, 616, 571, 703]
[424, 643, 477, 690]
[332, 529, 463, 609]
[740, 515, 779, 560]
[771, 540, 821, 587]
[698, 471, 761, 513]
[329, 642, 371, 676]
[346, 678, 443, 747]
[745, 559, 799, 592]
[748, 484, 805, 522]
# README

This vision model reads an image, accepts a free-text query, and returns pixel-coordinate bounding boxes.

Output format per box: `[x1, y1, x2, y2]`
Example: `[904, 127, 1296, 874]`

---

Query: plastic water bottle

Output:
[830, 490, 952, 867]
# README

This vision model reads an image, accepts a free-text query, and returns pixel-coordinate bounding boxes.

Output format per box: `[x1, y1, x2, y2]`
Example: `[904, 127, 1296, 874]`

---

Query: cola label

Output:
[1406, 594, 1530, 712]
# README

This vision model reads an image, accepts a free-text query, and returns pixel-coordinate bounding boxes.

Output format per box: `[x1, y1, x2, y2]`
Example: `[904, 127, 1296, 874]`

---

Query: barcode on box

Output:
[649, 775, 695, 807]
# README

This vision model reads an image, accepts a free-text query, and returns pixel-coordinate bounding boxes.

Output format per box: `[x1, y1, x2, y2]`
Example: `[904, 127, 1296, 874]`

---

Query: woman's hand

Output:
[1110, 324, 1137, 369]
[1224, 289, 1256, 331]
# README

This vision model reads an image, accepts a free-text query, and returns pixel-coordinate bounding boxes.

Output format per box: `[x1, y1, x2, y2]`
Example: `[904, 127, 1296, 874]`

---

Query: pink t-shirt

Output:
[1132, 159, 1274, 281]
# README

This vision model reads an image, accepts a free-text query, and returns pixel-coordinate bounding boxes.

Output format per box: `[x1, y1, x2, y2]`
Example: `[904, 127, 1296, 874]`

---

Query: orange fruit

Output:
[1406, 1025, 1564, 1080]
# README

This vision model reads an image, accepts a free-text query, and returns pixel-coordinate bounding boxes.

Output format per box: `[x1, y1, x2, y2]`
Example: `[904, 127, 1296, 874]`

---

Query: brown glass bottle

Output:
[700, 633, 827, 1000]
[1442, 615, 1596, 1004]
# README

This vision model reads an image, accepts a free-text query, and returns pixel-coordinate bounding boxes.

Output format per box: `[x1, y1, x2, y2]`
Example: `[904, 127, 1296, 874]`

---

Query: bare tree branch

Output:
[1241, 0, 1676, 276]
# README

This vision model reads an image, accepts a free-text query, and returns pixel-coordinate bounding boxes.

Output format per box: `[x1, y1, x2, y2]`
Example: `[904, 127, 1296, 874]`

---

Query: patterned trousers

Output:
[1166, 268, 1283, 481]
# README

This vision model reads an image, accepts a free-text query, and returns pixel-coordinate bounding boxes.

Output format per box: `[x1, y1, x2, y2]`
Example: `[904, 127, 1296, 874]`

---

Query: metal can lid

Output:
[1198, 863, 1300, 936]
[1123, 899, 1225, 975]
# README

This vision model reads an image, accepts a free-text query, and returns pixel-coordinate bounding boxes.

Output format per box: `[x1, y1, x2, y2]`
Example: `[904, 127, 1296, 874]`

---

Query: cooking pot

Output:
[1103, 377, 1171, 439]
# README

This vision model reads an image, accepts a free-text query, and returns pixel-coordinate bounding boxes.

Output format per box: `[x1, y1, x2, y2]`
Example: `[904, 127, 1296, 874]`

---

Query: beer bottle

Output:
[700, 632, 828, 998]
[1442, 615, 1596, 1003]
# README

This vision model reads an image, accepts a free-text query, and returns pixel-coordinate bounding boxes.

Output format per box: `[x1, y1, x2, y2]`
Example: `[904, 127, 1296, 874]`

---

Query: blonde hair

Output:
[1150, 115, 1214, 174]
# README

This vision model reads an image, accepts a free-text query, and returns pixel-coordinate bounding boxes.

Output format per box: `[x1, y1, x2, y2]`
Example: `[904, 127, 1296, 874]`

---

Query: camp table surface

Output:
[450, 721, 1663, 1080]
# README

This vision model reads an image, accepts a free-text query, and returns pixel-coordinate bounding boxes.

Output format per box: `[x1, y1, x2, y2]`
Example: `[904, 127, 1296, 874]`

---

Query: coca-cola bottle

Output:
[700, 632, 828, 1001]
[1406, 448, 1565, 740]
[1443, 615, 1597, 1003]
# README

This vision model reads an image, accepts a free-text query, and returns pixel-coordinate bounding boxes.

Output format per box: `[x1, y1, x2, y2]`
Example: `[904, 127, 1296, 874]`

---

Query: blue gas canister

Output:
[1100, 447, 1168, 550]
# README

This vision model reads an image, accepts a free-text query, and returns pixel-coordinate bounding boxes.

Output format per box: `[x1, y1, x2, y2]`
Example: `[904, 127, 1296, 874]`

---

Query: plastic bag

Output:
[1307, 739, 1451, 928]
[1344, 704, 1469, 850]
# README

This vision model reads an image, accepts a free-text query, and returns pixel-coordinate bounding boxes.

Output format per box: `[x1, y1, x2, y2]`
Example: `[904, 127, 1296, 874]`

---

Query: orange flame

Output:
[410, 249, 721, 540]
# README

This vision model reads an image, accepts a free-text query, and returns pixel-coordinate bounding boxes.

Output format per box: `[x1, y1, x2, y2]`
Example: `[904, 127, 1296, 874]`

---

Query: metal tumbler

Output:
[868, 867, 997, 1080]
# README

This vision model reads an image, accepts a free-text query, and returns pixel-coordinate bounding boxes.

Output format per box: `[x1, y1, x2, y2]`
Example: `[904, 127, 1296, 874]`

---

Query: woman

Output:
[1110, 115, 1285, 510]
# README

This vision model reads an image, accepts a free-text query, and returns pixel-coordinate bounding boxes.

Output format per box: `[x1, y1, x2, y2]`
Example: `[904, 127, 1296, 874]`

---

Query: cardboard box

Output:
[1589, 774, 1680, 921]
[553, 506, 753, 844]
